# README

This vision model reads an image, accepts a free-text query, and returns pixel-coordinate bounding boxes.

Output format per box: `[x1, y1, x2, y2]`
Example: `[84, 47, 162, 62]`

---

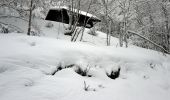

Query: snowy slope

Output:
[0, 17, 120, 46]
[0, 33, 170, 100]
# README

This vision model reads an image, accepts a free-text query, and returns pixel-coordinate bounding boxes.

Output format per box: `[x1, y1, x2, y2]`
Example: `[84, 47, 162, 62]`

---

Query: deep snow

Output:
[0, 33, 170, 100]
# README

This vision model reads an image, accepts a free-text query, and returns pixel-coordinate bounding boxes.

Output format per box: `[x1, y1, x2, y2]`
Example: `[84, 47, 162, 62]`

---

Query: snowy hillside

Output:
[1, 0, 170, 99]
[0, 32, 170, 100]
[0, 17, 120, 46]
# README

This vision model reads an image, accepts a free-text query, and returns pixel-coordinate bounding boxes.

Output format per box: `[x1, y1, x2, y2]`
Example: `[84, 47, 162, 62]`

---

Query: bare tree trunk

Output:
[71, 28, 78, 41]
[161, 2, 170, 52]
[80, 0, 92, 41]
[68, 0, 74, 30]
[106, 0, 109, 46]
[101, 0, 110, 46]
[108, 20, 112, 45]
[118, 0, 132, 47]
[70, 0, 81, 41]
[123, 1, 128, 48]
[27, 0, 33, 36]
[65, 0, 81, 37]
[124, 19, 128, 48]
[118, 22, 123, 47]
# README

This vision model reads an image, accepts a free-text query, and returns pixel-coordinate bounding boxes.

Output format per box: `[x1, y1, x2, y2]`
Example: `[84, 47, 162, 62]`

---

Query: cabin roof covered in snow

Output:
[50, 6, 100, 21]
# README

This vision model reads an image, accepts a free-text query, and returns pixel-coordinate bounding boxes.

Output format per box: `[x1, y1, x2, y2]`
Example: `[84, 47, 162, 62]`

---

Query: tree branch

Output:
[128, 30, 170, 54]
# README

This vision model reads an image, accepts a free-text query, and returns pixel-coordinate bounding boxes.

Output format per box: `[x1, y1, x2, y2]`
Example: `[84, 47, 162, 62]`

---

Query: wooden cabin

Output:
[45, 6, 101, 28]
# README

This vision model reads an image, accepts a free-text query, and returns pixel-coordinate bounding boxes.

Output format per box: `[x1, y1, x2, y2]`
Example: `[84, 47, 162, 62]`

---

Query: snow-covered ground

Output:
[0, 18, 170, 100]
[0, 17, 119, 46]
[0, 33, 170, 100]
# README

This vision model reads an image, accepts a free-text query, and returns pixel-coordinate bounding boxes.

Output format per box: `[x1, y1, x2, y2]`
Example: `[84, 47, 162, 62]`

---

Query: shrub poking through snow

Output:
[98, 84, 105, 88]
[143, 75, 149, 79]
[84, 81, 90, 91]
[65, 64, 75, 68]
[149, 63, 156, 69]
[83, 81, 96, 91]
[51, 63, 76, 75]
[57, 62, 64, 71]
[51, 63, 63, 75]
[30, 31, 41, 36]
[74, 64, 92, 77]
[51, 68, 58, 75]
[106, 67, 121, 79]
[0, 24, 9, 33]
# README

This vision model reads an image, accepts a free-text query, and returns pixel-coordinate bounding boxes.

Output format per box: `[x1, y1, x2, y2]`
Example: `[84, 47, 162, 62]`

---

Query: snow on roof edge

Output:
[50, 6, 100, 21]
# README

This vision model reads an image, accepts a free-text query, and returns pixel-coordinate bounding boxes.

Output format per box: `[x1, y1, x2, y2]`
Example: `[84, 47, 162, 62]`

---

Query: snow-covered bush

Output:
[51, 62, 64, 75]
[51, 63, 75, 75]
[0, 24, 9, 34]
[31, 21, 42, 36]
[106, 67, 121, 79]
[0, 23, 24, 34]
[45, 22, 54, 28]
[74, 65, 92, 77]
[64, 29, 73, 36]
[30, 31, 41, 36]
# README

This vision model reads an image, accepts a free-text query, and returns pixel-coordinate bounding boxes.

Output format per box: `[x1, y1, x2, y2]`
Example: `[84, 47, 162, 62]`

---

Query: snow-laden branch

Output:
[128, 30, 170, 54]
[0, 21, 24, 33]
[0, 0, 16, 7]
[0, 15, 28, 22]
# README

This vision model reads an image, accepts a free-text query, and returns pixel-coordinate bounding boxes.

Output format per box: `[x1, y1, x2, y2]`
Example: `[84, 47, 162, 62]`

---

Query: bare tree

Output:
[118, 0, 134, 47]
[79, 0, 93, 41]
[27, 0, 33, 35]
[99, 0, 117, 46]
